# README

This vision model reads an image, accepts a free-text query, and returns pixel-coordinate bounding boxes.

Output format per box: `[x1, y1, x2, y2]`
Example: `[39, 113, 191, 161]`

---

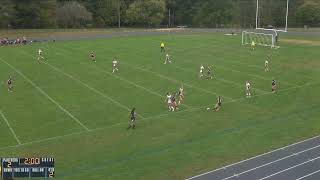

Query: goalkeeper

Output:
[251, 40, 256, 51]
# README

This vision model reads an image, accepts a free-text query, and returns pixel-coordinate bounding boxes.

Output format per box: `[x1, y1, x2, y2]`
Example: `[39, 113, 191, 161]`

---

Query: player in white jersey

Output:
[165, 93, 173, 111]
[164, 53, 171, 64]
[37, 49, 44, 63]
[90, 52, 96, 62]
[199, 65, 205, 78]
[265, 55, 270, 72]
[245, 81, 251, 97]
[178, 84, 184, 105]
[112, 58, 119, 73]
[265, 59, 269, 72]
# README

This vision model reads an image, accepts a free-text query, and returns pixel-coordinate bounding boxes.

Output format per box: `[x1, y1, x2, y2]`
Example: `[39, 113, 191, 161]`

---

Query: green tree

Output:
[0, 0, 16, 28]
[39, 0, 57, 28]
[296, 1, 320, 27]
[193, 0, 235, 27]
[56, 1, 92, 28]
[13, 0, 41, 28]
[125, 0, 166, 26]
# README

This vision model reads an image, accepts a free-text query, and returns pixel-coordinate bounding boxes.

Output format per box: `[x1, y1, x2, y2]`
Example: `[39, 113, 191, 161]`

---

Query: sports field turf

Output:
[0, 31, 319, 180]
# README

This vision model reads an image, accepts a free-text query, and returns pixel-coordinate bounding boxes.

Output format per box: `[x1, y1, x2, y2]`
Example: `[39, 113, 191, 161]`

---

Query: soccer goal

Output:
[241, 0, 289, 48]
[242, 30, 279, 49]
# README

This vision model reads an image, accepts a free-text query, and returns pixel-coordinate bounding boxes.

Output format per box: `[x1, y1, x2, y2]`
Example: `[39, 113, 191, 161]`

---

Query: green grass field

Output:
[0, 31, 319, 180]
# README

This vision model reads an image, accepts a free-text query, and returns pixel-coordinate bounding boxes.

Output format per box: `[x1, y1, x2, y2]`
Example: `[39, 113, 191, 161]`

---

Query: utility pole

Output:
[118, 0, 121, 28]
[168, 8, 171, 28]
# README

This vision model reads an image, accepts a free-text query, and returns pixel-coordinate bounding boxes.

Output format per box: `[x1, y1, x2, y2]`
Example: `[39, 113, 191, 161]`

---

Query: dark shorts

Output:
[218, 102, 222, 106]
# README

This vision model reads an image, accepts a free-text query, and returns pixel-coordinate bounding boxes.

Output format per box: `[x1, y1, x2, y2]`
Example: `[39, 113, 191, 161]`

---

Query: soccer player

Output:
[171, 93, 178, 111]
[245, 81, 251, 97]
[251, 40, 256, 51]
[199, 64, 205, 78]
[178, 84, 184, 105]
[207, 65, 213, 79]
[213, 96, 222, 112]
[127, 108, 137, 129]
[265, 59, 269, 72]
[37, 49, 44, 63]
[166, 93, 173, 111]
[112, 58, 119, 73]
[164, 53, 172, 64]
[90, 52, 96, 62]
[272, 79, 277, 93]
[7, 76, 13, 92]
[160, 42, 165, 52]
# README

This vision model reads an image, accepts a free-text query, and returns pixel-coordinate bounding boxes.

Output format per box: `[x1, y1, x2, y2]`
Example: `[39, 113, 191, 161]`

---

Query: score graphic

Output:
[1, 158, 54, 179]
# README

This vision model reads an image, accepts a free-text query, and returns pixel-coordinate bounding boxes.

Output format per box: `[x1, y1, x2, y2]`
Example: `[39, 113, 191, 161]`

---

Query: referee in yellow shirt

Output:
[160, 42, 165, 52]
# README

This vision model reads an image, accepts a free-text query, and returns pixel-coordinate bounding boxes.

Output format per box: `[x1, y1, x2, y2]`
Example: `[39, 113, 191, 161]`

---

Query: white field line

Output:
[0, 110, 21, 145]
[42, 61, 141, 117]
[90, 65, 192, 109]
[172, 64, 269, 94]
[221, 145, 320, 180]
[0, 81, 317, 152]
[215, 64, 299, 88]
[18, 49, 143, 118]
[296, 169, 320, 180]
[121, 61, 234, 101]
[259, 156, 320, 180]
[0, 57, 90, 132]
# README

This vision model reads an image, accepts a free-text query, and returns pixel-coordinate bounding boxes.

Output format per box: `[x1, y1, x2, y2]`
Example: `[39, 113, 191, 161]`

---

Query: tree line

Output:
[0, 0, 319, 29]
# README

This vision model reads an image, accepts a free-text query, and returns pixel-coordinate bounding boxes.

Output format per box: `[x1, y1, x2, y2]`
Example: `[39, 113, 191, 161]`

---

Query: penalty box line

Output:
[0, 80, 317, 152]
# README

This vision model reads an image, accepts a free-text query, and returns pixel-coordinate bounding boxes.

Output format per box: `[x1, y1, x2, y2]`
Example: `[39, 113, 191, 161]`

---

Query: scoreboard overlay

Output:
[1, 158, 54, 179]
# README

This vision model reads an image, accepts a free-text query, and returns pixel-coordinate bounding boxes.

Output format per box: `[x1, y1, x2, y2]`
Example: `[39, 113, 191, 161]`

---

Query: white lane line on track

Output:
[296, 169, 320, 180]
[259, 156, 320, 180]
[0, 110, 21, 145]
[221, 145, 320, 180]
[0, 57, 90, 132]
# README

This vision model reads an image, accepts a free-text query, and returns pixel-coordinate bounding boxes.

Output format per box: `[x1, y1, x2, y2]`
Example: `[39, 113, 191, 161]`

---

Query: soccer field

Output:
[0, 31, 319, 180]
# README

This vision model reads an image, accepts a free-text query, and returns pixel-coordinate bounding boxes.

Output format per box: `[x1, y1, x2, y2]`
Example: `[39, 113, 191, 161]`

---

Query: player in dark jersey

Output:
[89, 52, 96, 62]
[127, 108, 137, 129]
[207, 66, 213, 79]
[213, 96, 222, 111]
[7, 76, 13, 92]
[272, 79, 277, 93]
[171, 93, 178, 111]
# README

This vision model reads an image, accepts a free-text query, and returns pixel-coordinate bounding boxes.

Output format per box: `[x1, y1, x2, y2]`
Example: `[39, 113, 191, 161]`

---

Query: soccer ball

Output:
[206, 107, 210, 111]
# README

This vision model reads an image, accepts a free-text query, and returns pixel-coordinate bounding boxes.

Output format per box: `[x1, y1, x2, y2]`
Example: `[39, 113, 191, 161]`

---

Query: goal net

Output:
[242, 30, 279, 48]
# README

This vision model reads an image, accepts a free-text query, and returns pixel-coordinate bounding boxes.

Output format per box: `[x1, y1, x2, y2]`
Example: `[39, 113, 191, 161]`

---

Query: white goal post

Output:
[256, 0, 290, 32]
[242, 31, 279, 49]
